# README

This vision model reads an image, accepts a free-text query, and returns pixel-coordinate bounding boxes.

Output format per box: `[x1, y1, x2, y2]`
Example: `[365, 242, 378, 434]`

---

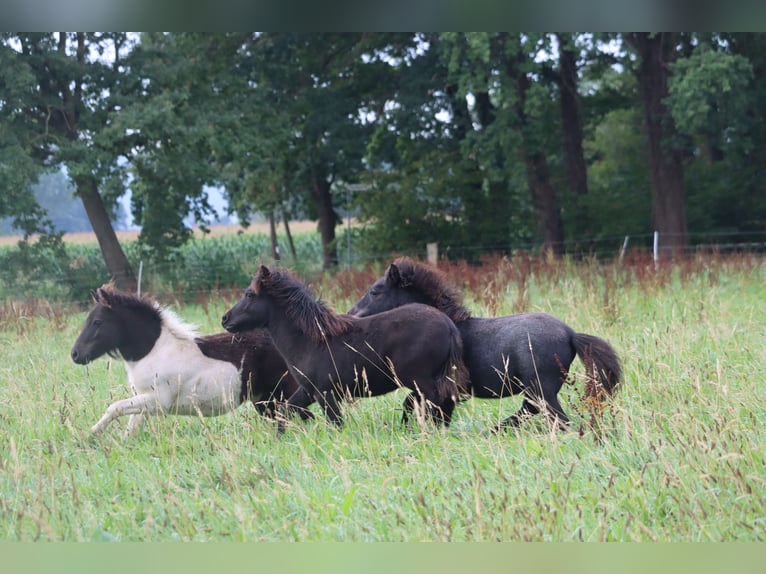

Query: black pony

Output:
[222, 265, 469, 428]
[349, 257, 622, 430]
[71, 284, 310, 435]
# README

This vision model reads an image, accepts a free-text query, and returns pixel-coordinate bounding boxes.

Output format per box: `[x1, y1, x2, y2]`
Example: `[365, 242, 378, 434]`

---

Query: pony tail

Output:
[439, 323, 471, 403]
[572, 333, 623, 400]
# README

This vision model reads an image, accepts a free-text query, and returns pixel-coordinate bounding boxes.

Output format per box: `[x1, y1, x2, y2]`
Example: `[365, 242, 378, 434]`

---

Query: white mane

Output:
[157, 304, 200, 341]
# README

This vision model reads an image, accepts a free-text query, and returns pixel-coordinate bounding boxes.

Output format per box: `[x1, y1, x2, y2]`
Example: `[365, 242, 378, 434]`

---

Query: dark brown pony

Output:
[349, 257, 622, 431]
[222, 265, 469, 429]
[71, 284, 311, 435]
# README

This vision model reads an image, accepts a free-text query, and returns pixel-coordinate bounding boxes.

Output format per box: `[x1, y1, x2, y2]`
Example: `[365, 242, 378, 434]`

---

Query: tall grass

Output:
[0, 254, 763, 541]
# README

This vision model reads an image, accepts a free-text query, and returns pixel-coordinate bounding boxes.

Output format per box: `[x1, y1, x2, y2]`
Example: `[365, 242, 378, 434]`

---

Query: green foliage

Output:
[2, 32, 766, 272]
[666, 45, 754, 145]
[101, 33, 224, 257]
[139, 232, 324, 298]
[0, 234, 69, 300]
[0, 231, 325, 303]
[581, 108, 652, 238]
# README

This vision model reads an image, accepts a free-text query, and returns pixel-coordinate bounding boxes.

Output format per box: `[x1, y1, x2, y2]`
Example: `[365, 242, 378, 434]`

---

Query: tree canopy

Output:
[1, 32, 764, 279]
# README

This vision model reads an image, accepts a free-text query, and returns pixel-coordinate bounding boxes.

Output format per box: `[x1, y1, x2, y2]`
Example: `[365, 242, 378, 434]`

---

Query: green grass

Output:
[0, 256, 764, 541]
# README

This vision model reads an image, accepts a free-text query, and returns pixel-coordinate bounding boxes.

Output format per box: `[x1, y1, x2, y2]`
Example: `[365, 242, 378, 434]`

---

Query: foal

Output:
[349, 257, 623, 431]
[71, 285, 309, 435]
[222, 265, 469, 429]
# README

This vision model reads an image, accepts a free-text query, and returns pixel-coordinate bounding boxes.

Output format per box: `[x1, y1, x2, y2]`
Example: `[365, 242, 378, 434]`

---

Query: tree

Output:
[624, 33, 688, 256]
[357, 33, 484, 257]
[360, 33, 571, 257]
[557, 34, 588, 200]
[98, 33, 227, 262]
[0, 33, 137, 290]
[507, 33, 566, 254]
[441, 33, 566, 253]
[215, 33, 382, 270]
[665, 36, 760, 235]
[31, 170, 97, 232]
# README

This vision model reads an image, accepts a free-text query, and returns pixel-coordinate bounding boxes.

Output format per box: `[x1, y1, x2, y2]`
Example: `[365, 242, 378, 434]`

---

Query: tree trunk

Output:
[76, 176, 137, 292]
[557, 34, 589, 199]
[557, 34, 590, 254]
[526, 151, 565, 255]
[512, 49, 565, 254]
[268, 211, 280, 261]
[626, 32, 688, 257]
[282, 208, 298, 263]
[57, 34, 137, 292]
[311, 177, 339, 270]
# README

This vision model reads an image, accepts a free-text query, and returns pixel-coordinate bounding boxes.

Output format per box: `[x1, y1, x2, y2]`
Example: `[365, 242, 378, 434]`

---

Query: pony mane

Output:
[158, 307, 200, 341]
[95, 283, 198, 342]
[392, 257, 472, 322]
[254, 267, 354, 343]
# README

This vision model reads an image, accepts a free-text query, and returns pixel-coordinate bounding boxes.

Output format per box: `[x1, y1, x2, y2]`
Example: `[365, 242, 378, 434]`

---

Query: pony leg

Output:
[541, 391, 570, 431]
[284, 387, 315, 421]
[402, 391, 454, 427]
[424, 394, 455, 427]
[315, 390, 344, 428]
[276, 388, 315, 431]
[494, 393, 569, 432]
[276, 387, 317, 433]
[434, 396, 456, 427]
[493, 398, 540, 431]
[126, 413, 146, 436]
[91, 394, 163, 434]
[401, 392, 418, 425]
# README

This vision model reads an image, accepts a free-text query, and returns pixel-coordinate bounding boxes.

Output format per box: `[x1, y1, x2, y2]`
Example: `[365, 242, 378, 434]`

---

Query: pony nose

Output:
[221, 312, 230, 326]
[70, 348, 86, 364]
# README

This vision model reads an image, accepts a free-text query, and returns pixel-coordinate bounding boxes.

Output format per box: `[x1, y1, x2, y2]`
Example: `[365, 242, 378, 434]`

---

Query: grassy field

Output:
[0, 254, 764, 541]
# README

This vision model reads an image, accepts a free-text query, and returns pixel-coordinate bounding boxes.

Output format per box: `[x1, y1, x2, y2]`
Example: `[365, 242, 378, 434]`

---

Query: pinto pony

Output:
[70, 284, 310, 435]
[349, 257, 623, 431]
[222, 265, 469, 429]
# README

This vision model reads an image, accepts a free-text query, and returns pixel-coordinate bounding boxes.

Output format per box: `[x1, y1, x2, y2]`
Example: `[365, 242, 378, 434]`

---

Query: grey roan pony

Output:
[70, 284, 311, 435]
[222, 265, 470, 429]
[348, 257, 623, 431]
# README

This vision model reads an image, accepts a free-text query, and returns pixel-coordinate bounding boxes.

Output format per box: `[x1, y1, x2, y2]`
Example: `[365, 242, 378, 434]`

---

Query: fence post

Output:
[137, 260, 144, 298]
[653, 231, 659, 271]
[426, 242, 438, 266]
[619, 236, 629, 263]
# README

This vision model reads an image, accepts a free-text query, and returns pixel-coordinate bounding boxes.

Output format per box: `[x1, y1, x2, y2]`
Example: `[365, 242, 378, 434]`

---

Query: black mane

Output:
[94, 284, 162, 322]
[392, 257, 472, 323]
[253, 267, 354, 343]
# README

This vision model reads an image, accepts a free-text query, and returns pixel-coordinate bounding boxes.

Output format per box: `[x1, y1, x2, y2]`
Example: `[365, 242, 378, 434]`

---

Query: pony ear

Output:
[254, 264, 271, 289]
[89, 289, 99, 303]
[387, 263, 401, 285]
[257, 264, 272, 282]
[388, 262, 413, 287]
[95, 288, 112, 308]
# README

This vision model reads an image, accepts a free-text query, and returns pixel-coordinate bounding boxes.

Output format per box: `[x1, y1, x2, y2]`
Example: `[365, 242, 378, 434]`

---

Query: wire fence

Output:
[344, 230, 766, 268]
[0, 228, 764, 308]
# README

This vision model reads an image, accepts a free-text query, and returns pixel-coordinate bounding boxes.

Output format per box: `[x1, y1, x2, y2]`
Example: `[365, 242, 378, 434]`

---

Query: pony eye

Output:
[94, 319, 103, 327]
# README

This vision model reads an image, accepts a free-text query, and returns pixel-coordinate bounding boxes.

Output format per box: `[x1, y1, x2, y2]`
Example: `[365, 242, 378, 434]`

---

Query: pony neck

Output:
[266, 303, 323, 355]
[264, 278, 352, 344]
[117, 304, 164, 361]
